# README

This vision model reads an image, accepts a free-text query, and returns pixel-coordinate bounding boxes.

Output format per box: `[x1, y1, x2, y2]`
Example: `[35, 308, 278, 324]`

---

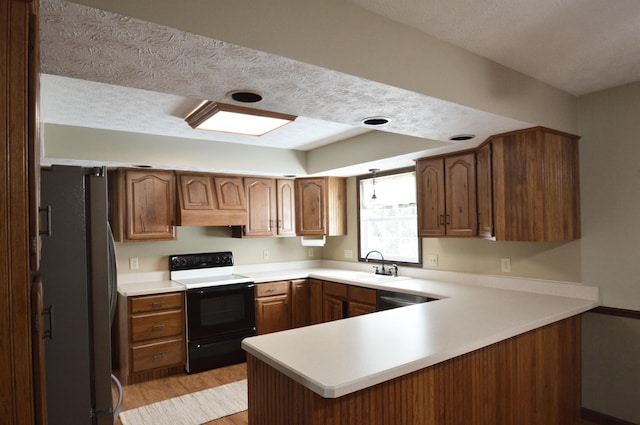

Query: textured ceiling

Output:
[39, 0, 530, 158]
[351, 0, 640, 96]
[39, 0, 639, 175]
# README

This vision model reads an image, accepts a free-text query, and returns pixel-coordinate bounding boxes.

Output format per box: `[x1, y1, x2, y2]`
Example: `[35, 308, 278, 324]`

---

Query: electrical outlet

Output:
[427, 254, 438, 267]
[501, 257, 512, 273]
[263, 249, 269, 260]
[344, 249, 353, 259]
[129, 257, 139, 270]
[308, 248, 314, 257]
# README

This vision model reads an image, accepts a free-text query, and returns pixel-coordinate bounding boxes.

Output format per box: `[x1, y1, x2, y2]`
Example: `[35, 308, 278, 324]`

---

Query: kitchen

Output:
[2, 0, 639, 424]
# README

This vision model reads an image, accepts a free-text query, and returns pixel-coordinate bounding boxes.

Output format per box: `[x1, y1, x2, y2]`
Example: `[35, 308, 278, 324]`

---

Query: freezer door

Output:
[40, 166, 114, 425]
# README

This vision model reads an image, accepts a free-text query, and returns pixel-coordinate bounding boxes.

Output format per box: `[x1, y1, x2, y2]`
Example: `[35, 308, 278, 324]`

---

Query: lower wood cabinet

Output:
[323, 281, 348, 322]
[323, 281, 377, 322]
[348, 285, 377, 316]
[291, 279, 311, 328]
[255, 281, 291, 335]
[114, 292, 186, 385]
[309, 278, 323, 325]
[256, 279, 378, 334]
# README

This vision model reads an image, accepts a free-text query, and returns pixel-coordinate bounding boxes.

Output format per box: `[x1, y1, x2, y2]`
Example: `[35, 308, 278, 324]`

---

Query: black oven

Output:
[186, 283, 256, 373]
[170, 252, 256, 374]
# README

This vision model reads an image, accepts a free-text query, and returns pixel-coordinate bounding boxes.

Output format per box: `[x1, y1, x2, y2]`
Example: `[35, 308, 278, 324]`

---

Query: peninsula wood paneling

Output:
[247, 315, 582, 425]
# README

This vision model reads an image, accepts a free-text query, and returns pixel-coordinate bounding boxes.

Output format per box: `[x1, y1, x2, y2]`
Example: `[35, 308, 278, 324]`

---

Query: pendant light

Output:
[369, 168, 381, 211]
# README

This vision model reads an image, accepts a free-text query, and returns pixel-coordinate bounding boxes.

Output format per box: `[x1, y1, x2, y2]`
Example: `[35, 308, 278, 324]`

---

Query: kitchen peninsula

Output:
[117, 262, 598, 424]
[239, 264, 598, 425]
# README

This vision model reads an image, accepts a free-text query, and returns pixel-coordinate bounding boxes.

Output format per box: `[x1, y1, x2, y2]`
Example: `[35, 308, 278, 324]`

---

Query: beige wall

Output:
[115, 226, 319, 273]
[578, 82, 640, 424]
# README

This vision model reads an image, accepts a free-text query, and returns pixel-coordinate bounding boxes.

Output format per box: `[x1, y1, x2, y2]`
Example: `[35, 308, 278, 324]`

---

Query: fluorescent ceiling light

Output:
[185, 101, 296, 136]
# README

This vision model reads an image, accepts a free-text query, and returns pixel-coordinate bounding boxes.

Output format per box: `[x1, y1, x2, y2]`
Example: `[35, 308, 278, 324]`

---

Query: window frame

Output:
[356, 166, 422, 267]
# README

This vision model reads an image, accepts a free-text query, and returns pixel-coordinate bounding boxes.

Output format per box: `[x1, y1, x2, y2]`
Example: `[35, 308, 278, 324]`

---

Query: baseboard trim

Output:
[590, 306, 640, 320]
[582, 407, 638, 425]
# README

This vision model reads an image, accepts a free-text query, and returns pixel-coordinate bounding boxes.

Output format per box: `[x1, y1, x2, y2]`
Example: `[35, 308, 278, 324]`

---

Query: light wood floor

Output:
[113, 362, 599, 425]
[114, 363, 248, 425]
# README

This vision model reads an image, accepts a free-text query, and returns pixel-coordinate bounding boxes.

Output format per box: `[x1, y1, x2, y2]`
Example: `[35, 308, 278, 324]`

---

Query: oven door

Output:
[186, 282, 256, 341]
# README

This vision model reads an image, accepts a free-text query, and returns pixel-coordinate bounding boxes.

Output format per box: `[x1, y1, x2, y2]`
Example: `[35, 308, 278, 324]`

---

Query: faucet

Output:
[364, 251, 398, 276]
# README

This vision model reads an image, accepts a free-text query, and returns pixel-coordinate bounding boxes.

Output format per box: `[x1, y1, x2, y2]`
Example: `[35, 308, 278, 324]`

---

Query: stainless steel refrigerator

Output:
[39, 165, 122, 425]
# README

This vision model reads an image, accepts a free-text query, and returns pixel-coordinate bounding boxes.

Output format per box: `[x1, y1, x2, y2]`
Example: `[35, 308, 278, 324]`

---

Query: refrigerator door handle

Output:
[42, 305, 54, 340]
[38, 206, 52, 237]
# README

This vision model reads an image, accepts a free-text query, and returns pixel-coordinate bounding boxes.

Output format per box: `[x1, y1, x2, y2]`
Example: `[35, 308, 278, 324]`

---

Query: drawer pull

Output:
[151, 323, 165, 330]
[266, 288, 275, 292]
[151, 301, 165, 307]
[153, 353, 166, 361]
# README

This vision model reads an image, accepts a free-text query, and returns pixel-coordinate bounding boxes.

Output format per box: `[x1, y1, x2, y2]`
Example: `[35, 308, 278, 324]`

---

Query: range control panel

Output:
[169, 251, 234, 271]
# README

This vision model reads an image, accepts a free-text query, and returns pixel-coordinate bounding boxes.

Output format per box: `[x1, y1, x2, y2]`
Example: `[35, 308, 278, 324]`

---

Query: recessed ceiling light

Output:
[185, 101, 296, 136]
[229, 91, 263, 103]
[362, 117, 390, 126]
[449, 134, 475, 141]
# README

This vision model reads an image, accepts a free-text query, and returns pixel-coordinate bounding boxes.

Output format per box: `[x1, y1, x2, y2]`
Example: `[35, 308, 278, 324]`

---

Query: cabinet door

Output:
[323, 282, 347, 322]
[295, 178, 326, 235]
[291, 279, 310, 328]
[177, 173, 216, 210]
[492, 128, 580, 241]
[255, 295, 290, 335]
[276, 179, 296, 237]
[323, 296, 346, 322]
[416, 158, 446, 236]
[309, 279, 323, 325]
[244, 177, 277, 237]
[476, 143, 494, 238]
[349, 301, 376, 317]
[213, 176, 246, 210]
[124, 170, 176, 241]
[444, 153, 477, 237]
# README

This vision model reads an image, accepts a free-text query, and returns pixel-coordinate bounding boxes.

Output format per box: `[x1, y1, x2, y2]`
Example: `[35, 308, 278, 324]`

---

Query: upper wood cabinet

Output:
[295, 177, 347, 236]
[416, 152, 477, 237]
[233, 177, 296, 238]
[243, 177, 277, 237]
[490, 127, 581, 242]
[176, 172, 247, 226]
[476, 143, 494, 239]
[276, 179, 296, 237]
[110, 169, 177, 242]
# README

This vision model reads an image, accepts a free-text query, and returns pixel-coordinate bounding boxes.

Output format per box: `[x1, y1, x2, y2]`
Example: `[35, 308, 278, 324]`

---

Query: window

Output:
[357, 168, 420, 265]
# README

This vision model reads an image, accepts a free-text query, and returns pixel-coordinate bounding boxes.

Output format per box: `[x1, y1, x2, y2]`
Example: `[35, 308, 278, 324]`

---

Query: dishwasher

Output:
[376, 290, 436, 311]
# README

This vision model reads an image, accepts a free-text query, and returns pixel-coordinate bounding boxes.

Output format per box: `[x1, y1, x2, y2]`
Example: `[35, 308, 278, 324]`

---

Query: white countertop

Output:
[116, 262, 598, 399]
[239, 264, 599, 399]
[117, 271, 186, 296]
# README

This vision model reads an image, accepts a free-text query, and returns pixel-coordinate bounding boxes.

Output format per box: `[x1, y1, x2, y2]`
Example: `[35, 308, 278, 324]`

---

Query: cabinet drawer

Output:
[323, 281, 347, 299]
[130, 292, 183, 314]
[256, 281, 289, 298]
[131, 310, 184, 342]
[349, 286, 377, 305]
[131, 338, 185, 373]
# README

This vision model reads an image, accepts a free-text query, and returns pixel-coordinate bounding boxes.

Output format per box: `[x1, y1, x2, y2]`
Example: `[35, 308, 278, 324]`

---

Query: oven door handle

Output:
[189, 282, 255, 295]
